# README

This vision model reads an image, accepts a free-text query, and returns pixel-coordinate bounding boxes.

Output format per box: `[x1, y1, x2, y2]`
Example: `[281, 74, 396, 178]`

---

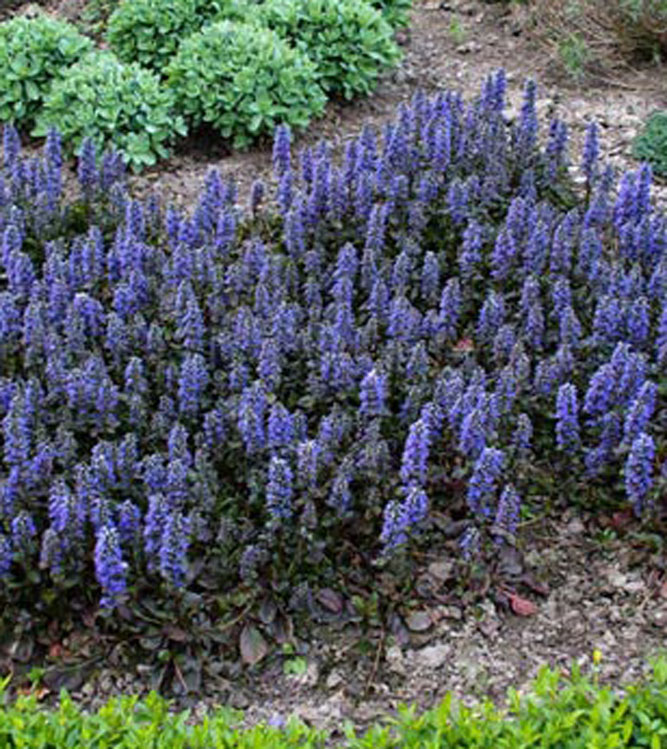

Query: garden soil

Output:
[2, 0, 667, 740]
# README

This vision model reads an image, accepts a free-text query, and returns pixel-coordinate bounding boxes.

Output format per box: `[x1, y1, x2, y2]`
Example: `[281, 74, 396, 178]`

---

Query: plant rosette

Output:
[32, 51, 187, 172]
[166, 20, 326, 148]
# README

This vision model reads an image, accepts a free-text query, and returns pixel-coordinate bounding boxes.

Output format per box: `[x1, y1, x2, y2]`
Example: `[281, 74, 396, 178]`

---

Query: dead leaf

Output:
[316, 588, 343, 614]
[508, 592, 538, 617]
[17, 686, 49, 700]
[239, 625, 268, 666]
[406, 611, 433, 632]
[163, 625, 188, 643]
[268, 613, 294, 646]
[48, 642, 70, 659]
[389, 612, 411, 646]
[611, 508, 634, 532]
[258, 598, 277, 624]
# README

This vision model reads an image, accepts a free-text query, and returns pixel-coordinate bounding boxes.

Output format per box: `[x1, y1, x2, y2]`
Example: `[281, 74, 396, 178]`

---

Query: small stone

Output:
[406, 611, 433, 632]
[385, 645, 406, 675]
[608, 570, 627, 589]
[456, 42, 481, 54]
[80, 682, 95, 699]
[98, 675, 114, 695]
[326, 670, 344, 690]
[415, 644, 450, 670]
[229, 690, 250, 709]
[566, 517, 586, 535]
[436, 605, 463, 621]
[428, 560, 454, 582]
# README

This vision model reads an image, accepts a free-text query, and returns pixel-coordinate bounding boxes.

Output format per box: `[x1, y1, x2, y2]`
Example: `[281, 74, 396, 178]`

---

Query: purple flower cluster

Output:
[0, 70, 664, 611]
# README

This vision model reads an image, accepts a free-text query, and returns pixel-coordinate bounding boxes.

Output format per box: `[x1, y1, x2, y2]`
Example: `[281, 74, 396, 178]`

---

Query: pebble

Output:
[385, 645, 406, 675]
[414, 644, 451, 671]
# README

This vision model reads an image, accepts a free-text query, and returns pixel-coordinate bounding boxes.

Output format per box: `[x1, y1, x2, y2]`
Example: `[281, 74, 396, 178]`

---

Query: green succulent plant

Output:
[33, 51, 187, 172]
[633, 110, 667, 177]
[166, 20, 327, 148]
[254, 0, 401, 100]
[107, 0, 250, 75]
[0, 13, 93, 127]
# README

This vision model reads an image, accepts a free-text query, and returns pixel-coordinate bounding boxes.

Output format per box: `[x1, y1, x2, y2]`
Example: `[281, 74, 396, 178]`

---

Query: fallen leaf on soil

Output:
[610, 508, 634, 531]
[508, 592, 538, 617]
[406, 611, 433, 632]
[660, 579, 667, 600]
[258, 597, 277, 624]
[163, 625, 188, 643]
[316, 588, 344, 614]
[48, 642, 70, 659]
[17, 686, 49, 700]
[240, 625, 268, 666]
[389, 612, 411, 645]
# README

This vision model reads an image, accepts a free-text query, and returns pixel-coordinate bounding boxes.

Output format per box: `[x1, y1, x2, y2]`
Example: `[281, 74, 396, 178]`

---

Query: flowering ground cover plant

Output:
[0, 72, 665, 671]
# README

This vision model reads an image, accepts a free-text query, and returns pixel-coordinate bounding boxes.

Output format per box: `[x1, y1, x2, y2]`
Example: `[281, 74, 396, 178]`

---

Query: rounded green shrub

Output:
[33, 51, 187, 172]
[254, 0, 401, 99]
[633, 110, 667, 177]
[165, 20, 327, 148]
[107, 0, 248, 74]
[0, 13, 94, 127]
[371, 0, 412, 28]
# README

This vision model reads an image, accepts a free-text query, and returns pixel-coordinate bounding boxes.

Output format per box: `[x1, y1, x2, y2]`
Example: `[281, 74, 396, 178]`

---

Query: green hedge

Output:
[1, 658, 666, 747]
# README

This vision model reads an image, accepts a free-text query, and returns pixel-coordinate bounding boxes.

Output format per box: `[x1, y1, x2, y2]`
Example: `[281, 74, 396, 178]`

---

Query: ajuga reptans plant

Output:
[0, 71, 665, 617]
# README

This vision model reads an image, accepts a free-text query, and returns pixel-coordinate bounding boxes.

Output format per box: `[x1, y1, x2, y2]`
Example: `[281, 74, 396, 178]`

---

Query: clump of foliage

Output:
[106, 0, 247, 74]
[166, 20, 326, 147]
[254, 0, 401, 99]
[80, 0, 122, 35]
[370, 0, 413, 28]
[348, 657, 667, 747]
[33, 51, 187, 172]
[0, 657, 666, 746]
[0, 71, 666, 636]
[0, 13, 93, 128]
[633, 111, 667, 177]
[0, 677, 328, 747]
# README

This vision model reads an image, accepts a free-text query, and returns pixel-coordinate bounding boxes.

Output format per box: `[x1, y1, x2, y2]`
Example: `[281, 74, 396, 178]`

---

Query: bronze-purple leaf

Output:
[316, 588, 343, 614]
[240, 624, 268, 666]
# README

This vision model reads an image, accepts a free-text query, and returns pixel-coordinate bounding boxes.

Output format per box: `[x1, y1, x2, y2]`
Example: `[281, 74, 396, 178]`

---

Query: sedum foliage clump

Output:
[33, 51, 187, 172]
[633, 110, 667, 178]
[0, 72, 666, 622]
[0, 13, 93, 128]
[254, 0, 401, 99]
[106, 0, 247, 75]
[166, 20, 326, 147]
